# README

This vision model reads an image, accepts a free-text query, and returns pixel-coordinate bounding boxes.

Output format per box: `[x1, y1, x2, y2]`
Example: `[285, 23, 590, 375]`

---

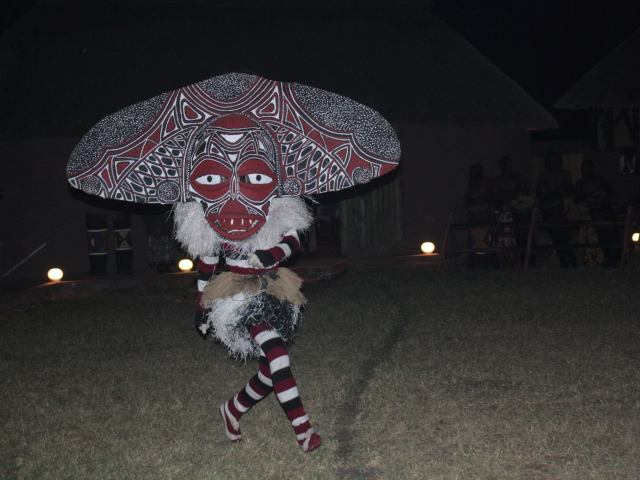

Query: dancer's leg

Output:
[248, 323, 321, 452]
[220, 355, 272, 442]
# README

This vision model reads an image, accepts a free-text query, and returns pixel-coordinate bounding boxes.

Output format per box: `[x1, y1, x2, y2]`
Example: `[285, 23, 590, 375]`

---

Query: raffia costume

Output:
[67, 73, 400, 452]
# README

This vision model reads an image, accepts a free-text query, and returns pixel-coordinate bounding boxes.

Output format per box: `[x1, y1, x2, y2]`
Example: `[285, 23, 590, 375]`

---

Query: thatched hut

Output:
[556, 26, 640, 150]
[555, 27, 640, 207]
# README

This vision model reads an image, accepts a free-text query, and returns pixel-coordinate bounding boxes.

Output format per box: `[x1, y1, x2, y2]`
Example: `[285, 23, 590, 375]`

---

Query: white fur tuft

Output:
[205, 291, 301, 360]
[173, 202, 220, 257]
[207, 292, 258, 360]
[173, 197, 313, 257]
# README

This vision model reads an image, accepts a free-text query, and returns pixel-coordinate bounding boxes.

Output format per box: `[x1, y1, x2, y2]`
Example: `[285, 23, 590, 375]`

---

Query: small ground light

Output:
[178, 259, 194, 271]
[420, 241, 436, 254]
[47, 268, 64, 281]
[632, 232, 640, 242]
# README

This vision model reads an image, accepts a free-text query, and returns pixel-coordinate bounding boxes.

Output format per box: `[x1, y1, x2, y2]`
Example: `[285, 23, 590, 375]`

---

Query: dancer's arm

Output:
[195, 254, 220, 336]
[247, 230, 302, 269]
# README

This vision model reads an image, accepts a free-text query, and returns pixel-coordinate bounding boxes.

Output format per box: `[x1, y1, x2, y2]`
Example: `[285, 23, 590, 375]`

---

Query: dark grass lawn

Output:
[2, 262, 639, 479]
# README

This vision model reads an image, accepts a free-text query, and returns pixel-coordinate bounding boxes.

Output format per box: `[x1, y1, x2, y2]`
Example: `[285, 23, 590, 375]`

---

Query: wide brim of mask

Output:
[66, 72, 400, 204]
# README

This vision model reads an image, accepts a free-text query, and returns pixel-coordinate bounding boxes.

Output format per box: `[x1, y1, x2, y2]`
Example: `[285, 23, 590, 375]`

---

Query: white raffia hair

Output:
[173, 197, 313, 258]
[205, 292, 301, 361]
[206, 292, 258, 360]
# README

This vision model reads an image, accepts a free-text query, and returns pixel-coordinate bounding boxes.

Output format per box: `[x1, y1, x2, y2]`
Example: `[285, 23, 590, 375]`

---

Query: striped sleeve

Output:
[254, 230, 301, 268]
[196, 255, 219, 307]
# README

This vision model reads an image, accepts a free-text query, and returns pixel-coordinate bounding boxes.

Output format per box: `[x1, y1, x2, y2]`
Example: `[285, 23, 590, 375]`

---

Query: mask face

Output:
[188, 114, 279, 241]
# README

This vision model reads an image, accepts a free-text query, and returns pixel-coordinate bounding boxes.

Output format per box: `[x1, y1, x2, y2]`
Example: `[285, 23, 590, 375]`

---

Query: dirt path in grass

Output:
[333, 276, 409, 479]
[329, 266, 640, 480]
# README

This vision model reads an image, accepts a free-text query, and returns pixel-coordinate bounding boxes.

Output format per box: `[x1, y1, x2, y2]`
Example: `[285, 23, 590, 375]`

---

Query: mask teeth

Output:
[211, 216, 262, 233]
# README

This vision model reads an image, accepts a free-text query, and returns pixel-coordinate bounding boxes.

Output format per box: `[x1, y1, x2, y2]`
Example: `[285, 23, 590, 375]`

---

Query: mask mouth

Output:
[206, 213, 265, 240]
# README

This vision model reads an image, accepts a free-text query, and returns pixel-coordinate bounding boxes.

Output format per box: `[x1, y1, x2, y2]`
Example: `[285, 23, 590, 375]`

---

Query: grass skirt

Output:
[202, 269, 306, 360]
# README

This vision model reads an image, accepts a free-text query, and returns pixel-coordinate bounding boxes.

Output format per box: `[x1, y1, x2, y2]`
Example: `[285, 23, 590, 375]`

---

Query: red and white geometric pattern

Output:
[68, 73, 400, 203]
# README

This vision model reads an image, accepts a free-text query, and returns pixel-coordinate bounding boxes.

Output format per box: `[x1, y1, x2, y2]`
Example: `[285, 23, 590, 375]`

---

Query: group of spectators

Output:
[464, 152, 624, 268]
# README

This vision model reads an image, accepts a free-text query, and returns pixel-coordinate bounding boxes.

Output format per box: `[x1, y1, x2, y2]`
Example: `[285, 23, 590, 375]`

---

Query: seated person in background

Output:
[536, 152, 577, 268]
[493, 155, 530, 210]
[465, 163, 493, 223]
[464, 163, 496, 268]
[575, 159, 620, 268]
[619, 147, 637, 175]
[493, 155, 534, 265]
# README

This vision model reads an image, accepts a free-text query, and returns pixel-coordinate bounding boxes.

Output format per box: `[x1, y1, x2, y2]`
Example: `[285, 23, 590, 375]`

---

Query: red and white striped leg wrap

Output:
[219, 403, 241, 442]
[249, 323, 322, 453]
[220, 356, 273, 442]
[298, 428, 322, 452]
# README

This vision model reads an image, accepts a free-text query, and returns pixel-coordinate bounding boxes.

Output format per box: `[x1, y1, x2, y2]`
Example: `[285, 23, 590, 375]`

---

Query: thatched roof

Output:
[0, 1, 556, 141]
[556, 27, 640, 109]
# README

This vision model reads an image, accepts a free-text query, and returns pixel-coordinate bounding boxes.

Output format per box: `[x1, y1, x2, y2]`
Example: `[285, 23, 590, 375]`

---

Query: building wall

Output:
[0, 137, 153, 281]
[395, 123, 532, 254]
[339, 170, 403, 256]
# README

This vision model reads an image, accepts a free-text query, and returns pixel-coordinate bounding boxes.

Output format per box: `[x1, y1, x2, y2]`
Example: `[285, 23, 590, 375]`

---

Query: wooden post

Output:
[523, 208, 537, 272]
[620, 206, 633, 268]
[440, 213, 453, 260]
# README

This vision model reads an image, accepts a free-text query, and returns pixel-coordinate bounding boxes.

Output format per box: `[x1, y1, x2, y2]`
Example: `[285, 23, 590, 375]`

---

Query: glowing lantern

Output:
[632, 232, 640, 243]
[420, 241, 436, 254]
[178, 259, 194, 271]
[47, 268, 64, 281]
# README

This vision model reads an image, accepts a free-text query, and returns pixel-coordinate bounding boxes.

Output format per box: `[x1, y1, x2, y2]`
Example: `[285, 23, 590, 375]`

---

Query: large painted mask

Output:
[67, 73, 401, 241]
[189, 114, 279, 240]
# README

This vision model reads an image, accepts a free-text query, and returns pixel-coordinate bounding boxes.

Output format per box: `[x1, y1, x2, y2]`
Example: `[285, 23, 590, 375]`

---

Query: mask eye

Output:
[241, 173, 273, 185]
[195, 174, 226, 185]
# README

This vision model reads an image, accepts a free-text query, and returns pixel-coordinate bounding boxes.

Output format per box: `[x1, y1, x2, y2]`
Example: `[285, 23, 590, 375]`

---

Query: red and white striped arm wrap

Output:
[196, 256, 220, 308]
[253, 230, 301, 269]
[194, 255, 219, 336]
[196, 255, 220, 308]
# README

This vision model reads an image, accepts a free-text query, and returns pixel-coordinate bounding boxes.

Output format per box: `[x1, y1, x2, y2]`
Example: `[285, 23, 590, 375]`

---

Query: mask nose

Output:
[229, 174, 239, 200]
[219, 199, 250, 217]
